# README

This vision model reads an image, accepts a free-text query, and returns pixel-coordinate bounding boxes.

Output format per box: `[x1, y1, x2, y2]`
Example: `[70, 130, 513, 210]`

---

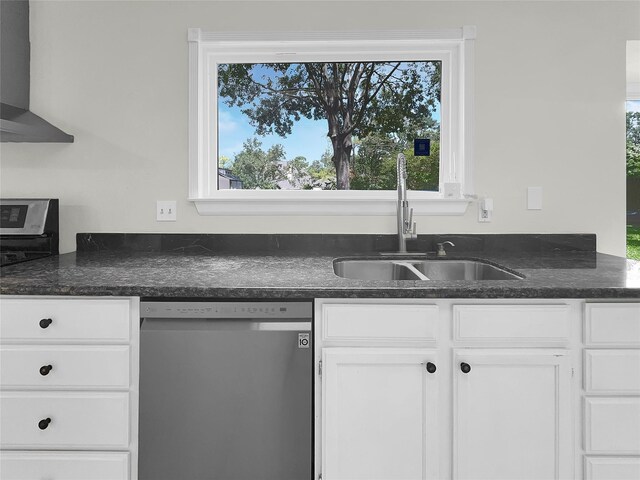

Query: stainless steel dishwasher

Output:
[138, 301, 313, 480]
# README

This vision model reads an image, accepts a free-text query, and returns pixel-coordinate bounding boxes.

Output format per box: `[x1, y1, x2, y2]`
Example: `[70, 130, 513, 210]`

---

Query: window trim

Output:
[188, 27, 475, 216]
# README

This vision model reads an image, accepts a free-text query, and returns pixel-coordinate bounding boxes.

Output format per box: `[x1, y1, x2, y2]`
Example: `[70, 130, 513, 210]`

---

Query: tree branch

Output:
[344, 62, 401, 137]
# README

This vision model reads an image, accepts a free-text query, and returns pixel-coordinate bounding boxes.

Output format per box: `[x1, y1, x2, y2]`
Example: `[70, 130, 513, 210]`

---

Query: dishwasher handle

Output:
[140, 317, 311, 332]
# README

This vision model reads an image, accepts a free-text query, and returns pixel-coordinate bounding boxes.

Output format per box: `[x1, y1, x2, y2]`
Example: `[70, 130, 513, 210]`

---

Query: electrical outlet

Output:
[157, 201, 177, 221]
[478, 198, 493, 223]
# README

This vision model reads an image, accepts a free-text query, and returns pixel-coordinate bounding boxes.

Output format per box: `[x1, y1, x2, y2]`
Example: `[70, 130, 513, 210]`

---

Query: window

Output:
[188, 28, 475, 215]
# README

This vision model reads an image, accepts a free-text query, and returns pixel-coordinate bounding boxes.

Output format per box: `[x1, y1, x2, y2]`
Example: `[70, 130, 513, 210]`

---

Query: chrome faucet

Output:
[397, 153, 417, 252]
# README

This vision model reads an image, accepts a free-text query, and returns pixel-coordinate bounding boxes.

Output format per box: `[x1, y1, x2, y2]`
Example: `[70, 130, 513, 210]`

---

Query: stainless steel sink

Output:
[333, 258, 523, 281]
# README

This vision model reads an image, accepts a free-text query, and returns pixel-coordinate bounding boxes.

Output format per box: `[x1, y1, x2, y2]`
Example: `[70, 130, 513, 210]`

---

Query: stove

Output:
[0, 199, 59, 267]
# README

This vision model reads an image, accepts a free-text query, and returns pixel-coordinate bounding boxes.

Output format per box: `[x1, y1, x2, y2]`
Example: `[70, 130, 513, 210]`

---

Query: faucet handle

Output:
[405, 208, 417, 239]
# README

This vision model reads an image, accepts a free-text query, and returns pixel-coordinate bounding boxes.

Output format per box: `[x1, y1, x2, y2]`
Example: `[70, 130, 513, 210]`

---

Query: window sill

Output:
[190, 193, 472, 216]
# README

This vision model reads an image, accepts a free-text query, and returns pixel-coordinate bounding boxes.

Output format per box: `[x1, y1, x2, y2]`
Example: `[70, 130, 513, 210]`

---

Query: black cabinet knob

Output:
[38, 418, 51, 430]
[39, 318, 53, 329]
[426, 362, 437, 373]
[39, 365, 53, 376]
[460, 362, 471, 374]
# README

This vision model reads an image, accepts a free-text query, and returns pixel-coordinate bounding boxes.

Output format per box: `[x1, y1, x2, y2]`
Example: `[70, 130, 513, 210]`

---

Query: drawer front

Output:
[0, 346, 130, 389]
[585, 350, 640, 394]
[0, 392, 130, 449]
[585, 304, 640, 346]
[0, 451, 129, 480]
[584, 457, 640, 480]
[585, 397, 640, 454]
[322, 304, 438, 344]
[0, 298, 131, 343]
[453, 304, 570, 342]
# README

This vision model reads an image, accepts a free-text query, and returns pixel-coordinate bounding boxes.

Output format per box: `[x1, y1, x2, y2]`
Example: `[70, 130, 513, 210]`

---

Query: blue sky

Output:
[629, 100, 640, 113]
[218, 105, 331, 162]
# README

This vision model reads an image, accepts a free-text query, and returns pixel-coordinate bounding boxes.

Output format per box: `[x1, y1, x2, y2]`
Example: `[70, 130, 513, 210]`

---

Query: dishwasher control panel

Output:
[141, 301, 312, 319]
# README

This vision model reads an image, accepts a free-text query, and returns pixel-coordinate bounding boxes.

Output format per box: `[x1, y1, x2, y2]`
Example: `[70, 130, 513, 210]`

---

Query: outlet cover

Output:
[527, 187, 543, 210]
[157, 201, 177, 221]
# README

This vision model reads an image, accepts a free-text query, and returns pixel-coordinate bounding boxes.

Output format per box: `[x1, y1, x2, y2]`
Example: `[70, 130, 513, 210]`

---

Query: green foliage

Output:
[231, 139, 285, 189]
[627, 225, 640, 260]
[351, 134, 398, 190]
[628, 141, 640, 178]
[628, 111, 640, 144]
[405, 142, 440, 191]
[218, 155, 232, 169]
[628, 112, 640, 178]
[307, 150, 337, 190]
[351, 129, 440, 191]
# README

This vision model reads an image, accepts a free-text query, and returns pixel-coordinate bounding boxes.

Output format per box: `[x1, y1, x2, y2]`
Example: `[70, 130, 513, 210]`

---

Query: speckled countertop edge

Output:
[2, 249, 639, 299]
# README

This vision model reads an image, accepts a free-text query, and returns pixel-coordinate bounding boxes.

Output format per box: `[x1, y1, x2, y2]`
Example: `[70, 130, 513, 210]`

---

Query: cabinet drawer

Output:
[585, 304, 640, 346]
[453, 304, 570, 342]
[0, 392, 129, 449]
[0, 451, 129, 480]
[322, 304, 438, 344]
[585, 397, 640, 454]
[0, 298, 131, 343]
[584, 457, 640, 480]
[0, 345, 130, 389]
[585, 350, 640, 394]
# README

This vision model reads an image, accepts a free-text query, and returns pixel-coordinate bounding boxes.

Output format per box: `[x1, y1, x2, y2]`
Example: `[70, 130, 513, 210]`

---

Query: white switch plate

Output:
[157, 201, 177, 221]
[527, 187, 543, 210]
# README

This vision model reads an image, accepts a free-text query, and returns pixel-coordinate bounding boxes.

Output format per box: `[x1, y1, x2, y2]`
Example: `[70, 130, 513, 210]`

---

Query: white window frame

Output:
[188, 27, 475, 216]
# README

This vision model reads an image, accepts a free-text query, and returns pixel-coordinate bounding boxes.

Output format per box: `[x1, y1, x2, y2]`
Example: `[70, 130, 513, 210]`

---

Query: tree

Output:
[218, 61, 440, 189]
[218, 155, 232, 169]
[351, 133, 397, 190]
[628, 112, 640, 178]
[307, 150, 337, 190]
[232, 139, 285, 189]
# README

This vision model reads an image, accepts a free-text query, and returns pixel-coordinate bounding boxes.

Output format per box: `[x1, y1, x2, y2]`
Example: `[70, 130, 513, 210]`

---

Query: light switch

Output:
[157, 201, 177, 221]
[527, 187, 543, 210]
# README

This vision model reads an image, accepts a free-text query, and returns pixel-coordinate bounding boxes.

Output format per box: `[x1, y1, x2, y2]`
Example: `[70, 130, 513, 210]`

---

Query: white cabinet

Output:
[583, 302, 640, 479]
[316, 299, 578, 480]
[453, 349, 572, 480]
[322, 348, 439, 480]
[0, 296, 139, 480]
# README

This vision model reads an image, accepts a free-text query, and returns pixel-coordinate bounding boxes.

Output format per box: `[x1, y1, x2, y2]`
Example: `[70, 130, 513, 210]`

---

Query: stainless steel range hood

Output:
[0, 0, 73, 143]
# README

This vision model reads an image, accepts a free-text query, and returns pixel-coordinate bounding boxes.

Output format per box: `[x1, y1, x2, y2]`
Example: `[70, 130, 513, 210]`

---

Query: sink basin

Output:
[333, 257, 523, 281]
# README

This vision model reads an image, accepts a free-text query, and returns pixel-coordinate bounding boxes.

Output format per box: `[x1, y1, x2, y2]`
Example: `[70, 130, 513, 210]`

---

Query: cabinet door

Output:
[453, 349, 572, 480]
[322, 348, 438, 480]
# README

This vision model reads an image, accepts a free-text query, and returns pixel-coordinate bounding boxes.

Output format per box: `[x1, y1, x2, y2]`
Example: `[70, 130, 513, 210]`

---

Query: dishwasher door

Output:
[138, 302, 313, 480]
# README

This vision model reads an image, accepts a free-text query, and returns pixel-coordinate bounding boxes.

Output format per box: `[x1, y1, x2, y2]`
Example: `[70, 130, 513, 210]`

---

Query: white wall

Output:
[1, 0, 638, 254]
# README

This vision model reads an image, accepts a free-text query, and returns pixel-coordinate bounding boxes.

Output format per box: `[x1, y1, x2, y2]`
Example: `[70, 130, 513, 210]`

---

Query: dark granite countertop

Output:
[2, 233, 639, 299]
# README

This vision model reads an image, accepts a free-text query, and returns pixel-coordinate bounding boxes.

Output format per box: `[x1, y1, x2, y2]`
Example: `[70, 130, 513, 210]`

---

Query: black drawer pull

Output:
[426, 362, 437, 373]
[460, 362, 471, 374]
[38, 418, 51, 430]
[39, 318, 53, 329]
[39, 365, 53, 376]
